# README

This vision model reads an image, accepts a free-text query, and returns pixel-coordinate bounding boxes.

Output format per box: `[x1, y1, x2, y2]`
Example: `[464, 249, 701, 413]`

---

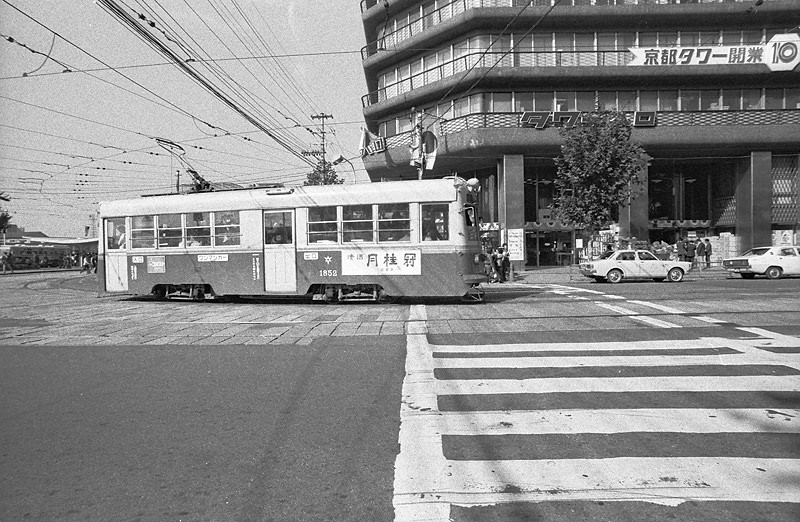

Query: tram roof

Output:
[99, 178, 465, 217]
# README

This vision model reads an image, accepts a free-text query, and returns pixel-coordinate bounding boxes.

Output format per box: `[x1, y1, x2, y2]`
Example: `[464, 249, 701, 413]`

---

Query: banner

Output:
[628, 33, 800, 72]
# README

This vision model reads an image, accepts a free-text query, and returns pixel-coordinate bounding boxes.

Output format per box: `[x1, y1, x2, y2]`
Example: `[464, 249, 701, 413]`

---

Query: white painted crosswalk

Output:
[393, 328, 800, 521]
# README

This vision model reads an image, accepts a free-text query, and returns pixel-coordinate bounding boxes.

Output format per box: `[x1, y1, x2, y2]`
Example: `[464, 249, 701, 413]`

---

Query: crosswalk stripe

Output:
[394, 331, 800, 521]
[395, 458, 800, 507]
[399, 408, 800, 435]
[433, 375, 800, 394]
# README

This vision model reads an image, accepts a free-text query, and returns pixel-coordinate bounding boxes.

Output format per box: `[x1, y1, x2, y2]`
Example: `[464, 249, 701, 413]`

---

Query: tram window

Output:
[131, 215, 156, 249]
[186, 212, 211, 247]
[157, 213, 183, 248]
[308, 206, 338, 243]
[421, 203, 448, 241]
[214, 211, 241, 246]
[343, 205, 374, 243]
[378, 203, 410, 242]
[106, 218, 126, 250]
[265, 211, 293, 244]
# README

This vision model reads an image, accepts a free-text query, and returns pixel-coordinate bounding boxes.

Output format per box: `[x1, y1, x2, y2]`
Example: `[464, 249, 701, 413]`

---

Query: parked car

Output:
[579, 249, 692, 283]
[722, 245, 800, 279]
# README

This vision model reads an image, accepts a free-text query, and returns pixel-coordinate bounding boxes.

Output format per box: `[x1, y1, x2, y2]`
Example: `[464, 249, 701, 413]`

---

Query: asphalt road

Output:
[1, 272, 798, 521]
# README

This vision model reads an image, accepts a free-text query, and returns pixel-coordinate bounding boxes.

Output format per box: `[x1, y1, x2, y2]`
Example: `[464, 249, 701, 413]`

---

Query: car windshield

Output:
[598, 251, 615, 260]
[741, 248, 771, 256]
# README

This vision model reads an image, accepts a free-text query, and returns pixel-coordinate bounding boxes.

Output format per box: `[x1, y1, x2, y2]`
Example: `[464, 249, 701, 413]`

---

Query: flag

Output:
[359, 127, 386, 157]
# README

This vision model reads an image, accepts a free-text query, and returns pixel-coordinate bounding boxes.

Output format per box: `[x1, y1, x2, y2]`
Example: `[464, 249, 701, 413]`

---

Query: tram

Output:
[97, 178, 488, 302]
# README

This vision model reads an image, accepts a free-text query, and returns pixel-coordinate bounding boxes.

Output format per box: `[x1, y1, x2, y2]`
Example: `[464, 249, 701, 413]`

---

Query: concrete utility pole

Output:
[311, 113, 333, 165]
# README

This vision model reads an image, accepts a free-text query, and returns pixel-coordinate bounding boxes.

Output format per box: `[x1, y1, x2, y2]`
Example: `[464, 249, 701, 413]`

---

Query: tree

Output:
[0, 192, 11, 236]
[552, 111, 650, 235]
[0, 209, 10, 233]
[304, 160, 344, 186]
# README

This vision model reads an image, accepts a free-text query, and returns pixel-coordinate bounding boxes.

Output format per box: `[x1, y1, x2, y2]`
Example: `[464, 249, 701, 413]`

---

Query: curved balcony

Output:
[361, 0, 761, 59]
[363, 109, 800, 177]
[362, 47, 783, 109]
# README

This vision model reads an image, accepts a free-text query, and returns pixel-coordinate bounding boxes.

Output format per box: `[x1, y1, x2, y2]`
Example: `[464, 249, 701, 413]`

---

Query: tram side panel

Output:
[295, 246, 482, 297]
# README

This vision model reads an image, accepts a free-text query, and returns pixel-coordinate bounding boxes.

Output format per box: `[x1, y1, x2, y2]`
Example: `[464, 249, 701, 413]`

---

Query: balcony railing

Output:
[363, 49, 634, 108]
[361, 0, 752, 15]
[376, 110, 800, 149]
[361, 0, 755, 56]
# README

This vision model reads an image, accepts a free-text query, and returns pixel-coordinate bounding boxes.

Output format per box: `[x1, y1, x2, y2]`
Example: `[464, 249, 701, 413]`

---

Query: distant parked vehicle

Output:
[722, 245, 800, 279]
[579, 249, 692, 283]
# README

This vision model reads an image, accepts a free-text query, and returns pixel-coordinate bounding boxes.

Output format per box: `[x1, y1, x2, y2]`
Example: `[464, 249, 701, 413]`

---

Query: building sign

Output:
[628, 33, 800, 72]
[358, 127, 387, 157]
[520, 111, 656, 129]
[341, 248, 422, 276]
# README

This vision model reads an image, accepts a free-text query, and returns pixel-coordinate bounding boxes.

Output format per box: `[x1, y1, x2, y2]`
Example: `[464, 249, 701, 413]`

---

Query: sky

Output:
[0, 0, 370, 237]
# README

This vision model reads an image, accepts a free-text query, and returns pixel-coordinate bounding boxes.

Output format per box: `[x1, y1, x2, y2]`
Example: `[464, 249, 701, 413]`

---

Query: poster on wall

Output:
[506, 229, 524, 261]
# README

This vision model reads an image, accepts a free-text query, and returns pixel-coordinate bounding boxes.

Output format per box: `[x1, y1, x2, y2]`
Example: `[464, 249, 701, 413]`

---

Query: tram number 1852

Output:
[319, 269, 338, 277]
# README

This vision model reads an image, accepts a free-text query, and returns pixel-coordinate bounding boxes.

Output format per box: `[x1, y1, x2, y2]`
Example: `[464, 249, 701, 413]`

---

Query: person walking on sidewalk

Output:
[1, 252, 13, 274]
[703, 238, 713, 269]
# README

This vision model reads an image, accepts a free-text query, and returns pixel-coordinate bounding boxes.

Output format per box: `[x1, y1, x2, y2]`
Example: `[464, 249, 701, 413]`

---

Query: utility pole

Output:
[311, 113, 333, 165]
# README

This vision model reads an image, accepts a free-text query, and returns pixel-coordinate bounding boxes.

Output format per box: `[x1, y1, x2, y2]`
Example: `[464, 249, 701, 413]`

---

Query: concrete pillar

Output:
[736, 151, 773, 251]
[498, 155, 526, 266]
[618, 166, 650, 245]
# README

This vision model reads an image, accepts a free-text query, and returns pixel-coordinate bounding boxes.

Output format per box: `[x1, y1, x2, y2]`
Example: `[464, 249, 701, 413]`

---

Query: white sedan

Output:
[579, 249, 692, 283]
[722, 245, 800, 279]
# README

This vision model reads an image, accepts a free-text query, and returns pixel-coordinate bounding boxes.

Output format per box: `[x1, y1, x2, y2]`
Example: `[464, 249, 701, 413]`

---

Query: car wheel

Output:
[606, 269, 623, 284]
[741, 273, 756, 279]
[766, 266, 783, 280]
[667, 267, 684, 282]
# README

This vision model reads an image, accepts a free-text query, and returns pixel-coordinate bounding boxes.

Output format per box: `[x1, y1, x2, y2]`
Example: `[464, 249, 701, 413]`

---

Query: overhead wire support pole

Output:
[311, 113, 333, 165]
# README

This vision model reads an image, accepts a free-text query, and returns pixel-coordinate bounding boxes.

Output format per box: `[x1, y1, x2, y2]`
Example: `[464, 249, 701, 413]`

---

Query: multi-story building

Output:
[357, 0, 800, 267]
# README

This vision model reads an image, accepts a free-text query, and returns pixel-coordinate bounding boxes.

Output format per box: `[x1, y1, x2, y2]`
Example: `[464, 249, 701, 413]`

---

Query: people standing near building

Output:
[500, 243, 511, 282]
[703, 238, 713, 269]
[695, 239, 706, 270]
[1, 252, 13, 274]
[686, 238, 697, 268]
[676, 237, 687, 261]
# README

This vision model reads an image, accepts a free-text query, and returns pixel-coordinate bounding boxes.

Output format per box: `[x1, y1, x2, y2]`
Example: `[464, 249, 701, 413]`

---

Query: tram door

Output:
[104, 219, 128, 292]
[263, 210, 296, 292]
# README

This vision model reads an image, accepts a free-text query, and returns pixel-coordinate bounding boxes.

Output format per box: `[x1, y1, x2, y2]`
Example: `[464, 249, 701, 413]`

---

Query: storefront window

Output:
[765, 89, 784, 110]
[742, 89, 763, 110]
[515, 92, 534, 112]
[639, 91, 658, 111]
[659, 91, 678, 111]
[534, 92, 553, 111]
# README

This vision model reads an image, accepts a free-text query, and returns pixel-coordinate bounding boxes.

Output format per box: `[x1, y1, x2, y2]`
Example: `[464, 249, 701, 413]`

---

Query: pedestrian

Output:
[500, 243, 511, 282]
[1, 252, 13, 274]
[676, 237, 687, 261]
[79, 255, 91, 274]
[686, 238, 696, 268]
[91, 254, 98, 273]
[703, 238, 712, 269]
[695, 239, 706, 269]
